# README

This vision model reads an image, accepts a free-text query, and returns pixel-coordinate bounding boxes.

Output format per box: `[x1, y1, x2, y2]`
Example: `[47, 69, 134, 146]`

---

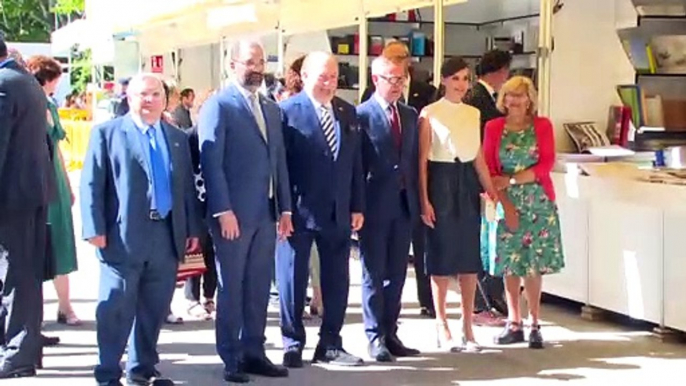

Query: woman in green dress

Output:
[481, 76, 564, 349]
[27, 56, 81, 326]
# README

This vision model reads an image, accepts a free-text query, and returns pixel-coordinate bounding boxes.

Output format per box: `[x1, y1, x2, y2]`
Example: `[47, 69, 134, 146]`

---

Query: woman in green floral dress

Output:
[27, 56, 81, 326]
[481, 76, 564, 349]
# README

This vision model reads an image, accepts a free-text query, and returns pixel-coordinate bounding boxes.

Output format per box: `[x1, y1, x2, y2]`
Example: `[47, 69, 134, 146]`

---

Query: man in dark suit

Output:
[81, 73, 201, 386]
[113, 77, 131, 117]
[464, 49, 512, 139]
[198, 40, 292, 384]
[172, 88, 194, 129]
[361, 41, 436, 319]
[277, 51, 365, 368]
[357, 56, 421, 362]
[463, 49, 511, 321]
[0, 37, 53, 379]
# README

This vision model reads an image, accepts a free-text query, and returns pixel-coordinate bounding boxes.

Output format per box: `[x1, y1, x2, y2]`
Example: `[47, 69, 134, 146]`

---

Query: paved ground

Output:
[7, 172, 686, 385]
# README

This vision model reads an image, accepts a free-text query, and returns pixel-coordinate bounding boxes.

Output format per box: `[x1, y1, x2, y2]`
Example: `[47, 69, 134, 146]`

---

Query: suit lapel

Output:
[398, 104, 415, 162]
[369, 98, 395, 155]
[228, 84, 268, 147]
[297, 93, 329, 154]
[160, 122, 181, 197]
[122, 115, 151, 182]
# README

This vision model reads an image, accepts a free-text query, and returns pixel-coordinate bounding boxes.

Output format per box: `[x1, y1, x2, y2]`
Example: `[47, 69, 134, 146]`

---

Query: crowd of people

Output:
[0, 32, 564, 386]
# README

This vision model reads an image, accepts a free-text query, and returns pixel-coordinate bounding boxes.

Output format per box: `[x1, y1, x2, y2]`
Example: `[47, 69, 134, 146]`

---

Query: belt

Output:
[149, 210, 170, 221]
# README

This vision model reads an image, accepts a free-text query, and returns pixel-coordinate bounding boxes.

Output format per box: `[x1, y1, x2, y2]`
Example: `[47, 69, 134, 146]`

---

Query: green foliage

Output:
[0, 0, 52, 42]
[70, 48, 91, 94]
[52, 0, 85, 15]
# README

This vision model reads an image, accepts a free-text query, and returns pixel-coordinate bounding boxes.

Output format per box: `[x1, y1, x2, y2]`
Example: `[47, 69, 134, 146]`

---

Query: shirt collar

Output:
[305, 91, 331, 112]
[373, 92, 395, 112]
[234, 80, 258, 101]
[478, 79, 496, 99]
[0, 58, 15, 69]
[130, 113, 161, 134]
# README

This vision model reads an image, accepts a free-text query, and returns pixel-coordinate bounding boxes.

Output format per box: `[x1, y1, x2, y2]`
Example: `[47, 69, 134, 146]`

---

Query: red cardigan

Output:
[483, 116, 557, 202]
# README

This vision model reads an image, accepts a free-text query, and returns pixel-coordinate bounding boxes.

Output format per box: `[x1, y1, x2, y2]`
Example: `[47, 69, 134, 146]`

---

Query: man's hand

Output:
[277, 213, 294, 241]
[351, 213, 364, 232]
[185, 238, 200, 253]
[88, 235, 107, 249]
[218, 211, 240, 240]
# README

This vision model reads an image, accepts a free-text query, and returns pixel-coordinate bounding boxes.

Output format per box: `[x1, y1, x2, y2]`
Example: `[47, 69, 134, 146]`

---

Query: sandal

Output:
[203, 300, 216, 315]
[57, 311, 82, 326]
[187, 302, 210, 320]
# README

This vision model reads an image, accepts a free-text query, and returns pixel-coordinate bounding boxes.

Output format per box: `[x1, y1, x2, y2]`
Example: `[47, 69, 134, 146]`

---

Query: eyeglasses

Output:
[378, 74, 407, 86]
[234, 59, 266, 68]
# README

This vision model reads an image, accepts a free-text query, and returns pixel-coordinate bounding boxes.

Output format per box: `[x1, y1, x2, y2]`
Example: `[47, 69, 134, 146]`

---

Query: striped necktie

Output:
[320, 106, 338, 157]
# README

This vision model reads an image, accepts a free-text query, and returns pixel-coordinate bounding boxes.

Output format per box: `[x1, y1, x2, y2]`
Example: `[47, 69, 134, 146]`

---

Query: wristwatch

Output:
[509, 177, 516, 186]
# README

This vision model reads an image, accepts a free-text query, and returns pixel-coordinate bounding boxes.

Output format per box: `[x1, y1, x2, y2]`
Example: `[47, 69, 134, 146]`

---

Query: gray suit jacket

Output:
[172, 105, 193, 129]
[0, 59, 54, 216]
[80, 115, 202, 263]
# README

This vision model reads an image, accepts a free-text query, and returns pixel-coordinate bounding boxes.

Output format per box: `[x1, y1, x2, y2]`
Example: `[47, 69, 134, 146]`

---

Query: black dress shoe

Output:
[0, 365, 36, 379]
[386, 336, 420, 357]
[223, 370, 250, 383]
[368, 340, 393, 363]
[127, 370, 175, 386]
[282, 349, 303, 368]
[98, 381, 124, 386]
[242, 357, 288, 378]
[41, 334, 60, 347]
[419, 307, 436, 319]
[312, 346, 363, 367]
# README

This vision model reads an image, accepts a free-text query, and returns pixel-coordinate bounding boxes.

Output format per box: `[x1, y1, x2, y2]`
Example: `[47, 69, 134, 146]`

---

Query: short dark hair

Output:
[440, 57, 470, 79]
[476, 50, 512, 77]
[26, 55, 63, 86]
[0, 37, 7, 58]
[180, 88, 194, 98]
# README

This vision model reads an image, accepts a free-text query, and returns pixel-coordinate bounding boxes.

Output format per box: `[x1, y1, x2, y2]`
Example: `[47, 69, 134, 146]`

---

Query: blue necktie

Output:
[147, 126, 172, 217]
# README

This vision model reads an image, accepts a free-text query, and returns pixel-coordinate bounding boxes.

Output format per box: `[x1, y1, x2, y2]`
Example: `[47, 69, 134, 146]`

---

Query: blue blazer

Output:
[357, 97, 420, 222]
[80, 115, 201, 263]
[280, 92, 364, 231]
[198, 84, 291, 228]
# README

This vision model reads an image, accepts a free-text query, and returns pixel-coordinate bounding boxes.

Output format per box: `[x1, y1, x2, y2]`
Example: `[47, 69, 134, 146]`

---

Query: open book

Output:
[563, 121, 635, 156]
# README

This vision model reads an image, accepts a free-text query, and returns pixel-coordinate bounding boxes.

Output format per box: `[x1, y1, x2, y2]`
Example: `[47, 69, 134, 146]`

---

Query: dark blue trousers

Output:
[360, 213, 412, 344]
[213, 219, 276, 371]
[94, 220, 178, 383]
[276, 227, 351, 351]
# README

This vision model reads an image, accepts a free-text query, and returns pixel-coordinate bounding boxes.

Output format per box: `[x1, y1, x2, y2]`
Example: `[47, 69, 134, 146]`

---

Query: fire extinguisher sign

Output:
[151, 55, 164, 73]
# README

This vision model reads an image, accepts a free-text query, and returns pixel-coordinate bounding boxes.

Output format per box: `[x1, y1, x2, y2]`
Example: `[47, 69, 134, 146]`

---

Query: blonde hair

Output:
[382, 40, 410, 60]
[496, 75, 538, 116]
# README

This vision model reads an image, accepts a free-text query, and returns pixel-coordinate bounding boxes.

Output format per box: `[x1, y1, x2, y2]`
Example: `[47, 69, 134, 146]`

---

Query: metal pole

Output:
[537, 0, 554, 117]
[358, 15, 369, 103]
[277, 26, 285, 76]
[433, 0, 445, 87]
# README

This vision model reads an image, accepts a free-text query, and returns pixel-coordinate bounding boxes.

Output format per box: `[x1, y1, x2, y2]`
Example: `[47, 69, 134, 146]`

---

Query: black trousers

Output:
[184, 233, 217, 302]
[411, 221, 434, 312]
[0, 207, 46, 369]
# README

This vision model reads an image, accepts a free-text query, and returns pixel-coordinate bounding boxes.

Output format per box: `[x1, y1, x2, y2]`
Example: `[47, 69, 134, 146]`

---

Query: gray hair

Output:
[301, 51, 335, 75]
[371, 56, 397, 75]
[229, 39, 264, 61]
[127, 73, 164, 93]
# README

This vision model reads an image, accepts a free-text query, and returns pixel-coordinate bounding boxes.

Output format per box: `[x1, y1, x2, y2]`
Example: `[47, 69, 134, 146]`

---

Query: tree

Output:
[0, 0, 52, 42]
[52, 0, 84, 16]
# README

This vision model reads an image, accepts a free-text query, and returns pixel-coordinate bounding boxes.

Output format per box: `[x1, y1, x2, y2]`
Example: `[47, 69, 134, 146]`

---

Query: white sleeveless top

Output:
[422, 98, 481, 163]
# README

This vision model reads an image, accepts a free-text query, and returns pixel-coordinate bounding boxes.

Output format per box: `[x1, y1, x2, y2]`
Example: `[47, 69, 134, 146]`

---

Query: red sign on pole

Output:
[151, 55, 164, 73]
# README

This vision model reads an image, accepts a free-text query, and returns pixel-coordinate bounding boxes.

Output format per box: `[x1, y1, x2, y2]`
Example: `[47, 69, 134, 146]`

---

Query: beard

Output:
[242, 71, 264, 87]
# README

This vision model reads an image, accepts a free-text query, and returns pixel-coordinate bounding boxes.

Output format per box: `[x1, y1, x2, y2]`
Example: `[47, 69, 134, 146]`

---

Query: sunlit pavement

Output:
[8, 172, 686, 385]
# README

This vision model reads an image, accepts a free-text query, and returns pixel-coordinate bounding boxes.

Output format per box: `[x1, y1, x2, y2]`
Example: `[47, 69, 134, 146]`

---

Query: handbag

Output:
[176, 251, 207, 283]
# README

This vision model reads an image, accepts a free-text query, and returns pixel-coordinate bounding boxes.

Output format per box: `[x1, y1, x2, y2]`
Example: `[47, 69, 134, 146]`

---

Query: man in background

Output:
[172, 88, 195, 129]
[463, 49, 512, 324]
[362, 40, 436, 319]
[0, 36, 53, 379]
[113, 77, 131, 117]
[464, 49, 512, 139]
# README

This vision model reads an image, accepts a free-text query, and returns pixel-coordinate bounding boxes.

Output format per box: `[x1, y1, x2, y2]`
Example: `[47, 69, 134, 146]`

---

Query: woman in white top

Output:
[418, 57, 498, 352]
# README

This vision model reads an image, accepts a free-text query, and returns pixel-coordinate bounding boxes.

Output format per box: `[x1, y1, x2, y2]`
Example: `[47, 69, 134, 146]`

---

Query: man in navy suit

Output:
[357, 56, 421, 362]
[80, 74, 201, 386]
[277, 52, 365, 368]
[198, 40, 292, 384]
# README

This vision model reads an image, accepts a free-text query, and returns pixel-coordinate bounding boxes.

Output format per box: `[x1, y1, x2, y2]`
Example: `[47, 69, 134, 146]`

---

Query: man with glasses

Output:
[277, 51, 365, 368]
[362, 41, 436, 319]
[198, 39, 292, 383]
[356, 56, 421, 362]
